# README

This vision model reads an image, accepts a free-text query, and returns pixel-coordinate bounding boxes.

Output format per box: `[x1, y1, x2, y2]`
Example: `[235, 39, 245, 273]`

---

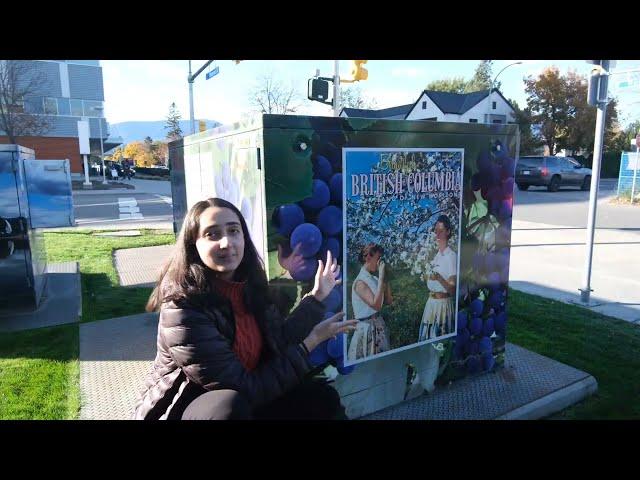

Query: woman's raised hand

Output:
[303, 312, 358, 352]
[310, 250, 341, 303]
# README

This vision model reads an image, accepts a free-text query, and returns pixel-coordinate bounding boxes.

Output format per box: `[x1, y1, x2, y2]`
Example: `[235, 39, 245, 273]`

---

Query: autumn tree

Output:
[164, 102, 183, 141]
[0, 60, 51, 143]
[525, 67, 620, 155]
[249, 73, 301, 114]
[123, 141, 148, 167]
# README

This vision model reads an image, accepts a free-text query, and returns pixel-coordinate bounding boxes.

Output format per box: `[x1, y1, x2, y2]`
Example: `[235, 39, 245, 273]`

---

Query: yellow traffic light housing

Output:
[341, 60, 368, 83]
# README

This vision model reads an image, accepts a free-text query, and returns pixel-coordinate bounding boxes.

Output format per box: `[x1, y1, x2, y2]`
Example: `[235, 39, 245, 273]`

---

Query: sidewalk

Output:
[510, 220, 640, 323]
[73, 178, 171, 196]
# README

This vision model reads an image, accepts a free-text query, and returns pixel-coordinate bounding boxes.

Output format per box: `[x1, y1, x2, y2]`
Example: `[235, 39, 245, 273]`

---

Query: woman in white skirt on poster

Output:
[347, 244, 394, 361]
[419, 215, 457, 341]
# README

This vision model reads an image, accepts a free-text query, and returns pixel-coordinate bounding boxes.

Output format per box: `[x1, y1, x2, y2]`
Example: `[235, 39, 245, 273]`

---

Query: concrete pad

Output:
[0, 262, 81, 332]
[78, 310, 597, 420]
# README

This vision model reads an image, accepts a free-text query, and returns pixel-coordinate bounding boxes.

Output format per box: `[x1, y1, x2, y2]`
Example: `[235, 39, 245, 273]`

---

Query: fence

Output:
[617, 151, 640, 202]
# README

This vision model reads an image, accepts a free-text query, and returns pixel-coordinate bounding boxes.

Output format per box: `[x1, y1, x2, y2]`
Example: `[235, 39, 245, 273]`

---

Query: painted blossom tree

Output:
[345, 150, 462, 282]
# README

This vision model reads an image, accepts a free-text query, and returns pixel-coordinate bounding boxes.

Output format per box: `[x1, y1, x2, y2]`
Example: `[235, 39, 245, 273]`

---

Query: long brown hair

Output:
[146, 197, 270, 315]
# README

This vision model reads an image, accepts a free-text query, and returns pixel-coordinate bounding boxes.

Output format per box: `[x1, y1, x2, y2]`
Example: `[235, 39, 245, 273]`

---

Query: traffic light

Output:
[587, 68, 601, 106]
[350, 60, 368, 81]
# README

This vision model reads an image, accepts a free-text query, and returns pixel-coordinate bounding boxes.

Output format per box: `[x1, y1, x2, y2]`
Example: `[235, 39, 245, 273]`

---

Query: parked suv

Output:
[515, 156, 592, 192]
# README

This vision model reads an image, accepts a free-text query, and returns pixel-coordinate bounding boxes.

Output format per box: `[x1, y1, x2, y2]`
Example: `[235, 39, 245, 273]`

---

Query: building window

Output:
[70, 99, 83, 116]
[492, 101, 497, 110]
[422, 101, 427, 109]
[492, 119, 503, 124]
[83, 100, 103, 117]
[57, 98, 71, 116]
[24, 97, 44, 114]
[44, 97, 57, 115]
[469, 118, 478, 123]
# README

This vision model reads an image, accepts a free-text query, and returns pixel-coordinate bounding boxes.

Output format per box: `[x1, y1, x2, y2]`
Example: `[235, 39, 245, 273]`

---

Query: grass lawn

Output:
[0, 229, 175, 420]
[1, 228, 639, 419]
[507, 289, 640, 419]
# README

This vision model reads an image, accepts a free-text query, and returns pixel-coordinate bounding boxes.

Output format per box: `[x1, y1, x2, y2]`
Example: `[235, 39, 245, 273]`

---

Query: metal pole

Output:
[333, 60, 341, 117]
[631, 150, 639, 204]
[82, 154, 91, 186]
[580, 60, 609, 304]
[189, 61, 195, 135]
[99, 118, 106, 184]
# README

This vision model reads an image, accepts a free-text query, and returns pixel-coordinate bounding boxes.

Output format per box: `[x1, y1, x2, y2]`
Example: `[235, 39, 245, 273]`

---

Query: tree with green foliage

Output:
[465, 60, 496, 92]
[509, 99, 544, 155]
[164, 102, 183, 141]
[425, 76, 468, 93]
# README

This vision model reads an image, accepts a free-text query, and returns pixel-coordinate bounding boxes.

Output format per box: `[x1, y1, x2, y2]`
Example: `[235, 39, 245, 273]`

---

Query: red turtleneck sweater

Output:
[214, 277, 263, 371]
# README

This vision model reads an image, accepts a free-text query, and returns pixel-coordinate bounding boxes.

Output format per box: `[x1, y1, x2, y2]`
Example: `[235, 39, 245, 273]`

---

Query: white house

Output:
[340, 88, 517, 125]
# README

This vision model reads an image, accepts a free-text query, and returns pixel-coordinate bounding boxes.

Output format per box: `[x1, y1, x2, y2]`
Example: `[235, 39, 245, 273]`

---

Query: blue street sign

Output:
[206, 66, 220, 80]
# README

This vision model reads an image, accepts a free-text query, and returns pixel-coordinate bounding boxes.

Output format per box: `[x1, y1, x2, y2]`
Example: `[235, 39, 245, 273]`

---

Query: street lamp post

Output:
[188, 60, 214, 135]
[92, 106, 107, 184]
[487, 61, 522, 124]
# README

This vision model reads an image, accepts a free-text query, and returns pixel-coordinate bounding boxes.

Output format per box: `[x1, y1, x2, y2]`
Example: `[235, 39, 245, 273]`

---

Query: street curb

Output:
[496, 375, 598, 420]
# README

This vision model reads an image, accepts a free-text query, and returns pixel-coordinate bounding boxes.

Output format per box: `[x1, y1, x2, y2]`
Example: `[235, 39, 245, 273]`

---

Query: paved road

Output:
[73, 192, 173, 229]
[512, 178, 640, 229]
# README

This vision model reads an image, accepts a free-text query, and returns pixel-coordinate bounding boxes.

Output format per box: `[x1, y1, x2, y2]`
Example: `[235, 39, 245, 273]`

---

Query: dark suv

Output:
[515, 156, 592, 192]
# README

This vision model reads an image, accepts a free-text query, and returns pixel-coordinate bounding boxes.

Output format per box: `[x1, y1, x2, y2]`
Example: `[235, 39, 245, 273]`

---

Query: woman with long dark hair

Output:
[133, 197, 356, 420]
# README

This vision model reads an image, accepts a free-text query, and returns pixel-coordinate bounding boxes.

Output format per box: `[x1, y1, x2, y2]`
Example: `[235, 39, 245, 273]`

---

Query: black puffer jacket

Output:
[133, 294, 325, 420]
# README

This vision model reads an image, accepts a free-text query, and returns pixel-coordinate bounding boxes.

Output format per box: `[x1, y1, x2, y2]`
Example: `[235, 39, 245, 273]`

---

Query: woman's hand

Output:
[277, 243, 304, 273]
[377, 258, 386, 279]
[310, 250, 341, 303]
[303, 312, 358, 352]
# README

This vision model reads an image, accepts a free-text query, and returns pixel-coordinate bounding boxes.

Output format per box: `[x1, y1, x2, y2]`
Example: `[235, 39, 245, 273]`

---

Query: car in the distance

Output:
[515, 156, 592, 192]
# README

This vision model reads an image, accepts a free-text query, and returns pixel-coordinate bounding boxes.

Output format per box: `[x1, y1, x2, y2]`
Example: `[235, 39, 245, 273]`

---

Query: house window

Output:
[492, 101, 497, 110]
[492, 119, 503, 124]
[469, 118, 478, 123]
[422, 101, 427, 109]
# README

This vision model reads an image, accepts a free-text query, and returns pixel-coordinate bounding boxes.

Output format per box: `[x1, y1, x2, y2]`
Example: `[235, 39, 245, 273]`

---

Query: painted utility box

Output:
[169, 114, 519, 418]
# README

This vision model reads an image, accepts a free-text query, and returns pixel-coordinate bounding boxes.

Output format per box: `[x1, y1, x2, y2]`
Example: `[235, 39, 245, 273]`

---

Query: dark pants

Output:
[180, 379, 347, 420]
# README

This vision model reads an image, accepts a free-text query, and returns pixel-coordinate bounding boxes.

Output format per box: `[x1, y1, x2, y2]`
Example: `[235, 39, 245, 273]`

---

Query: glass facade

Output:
[23, 96, 103, 117]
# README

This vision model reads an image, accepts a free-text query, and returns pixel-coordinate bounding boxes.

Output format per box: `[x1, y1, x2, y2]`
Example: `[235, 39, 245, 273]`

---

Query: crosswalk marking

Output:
[118, 197, 143, 220]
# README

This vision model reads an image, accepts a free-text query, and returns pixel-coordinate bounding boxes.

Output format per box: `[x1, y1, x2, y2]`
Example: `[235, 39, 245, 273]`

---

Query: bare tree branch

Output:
[0, 60, 52, 143]
[248, 72, 301, 115]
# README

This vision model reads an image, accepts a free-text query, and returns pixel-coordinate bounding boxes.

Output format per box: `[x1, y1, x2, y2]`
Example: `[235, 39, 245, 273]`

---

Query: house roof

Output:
[341, 89, 517, 120]
[340, 103, 414, 119]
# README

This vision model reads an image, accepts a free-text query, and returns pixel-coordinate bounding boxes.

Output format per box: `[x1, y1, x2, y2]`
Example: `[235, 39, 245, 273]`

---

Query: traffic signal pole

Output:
[333, 60, 341, 117]
[580, 60, 610, 305]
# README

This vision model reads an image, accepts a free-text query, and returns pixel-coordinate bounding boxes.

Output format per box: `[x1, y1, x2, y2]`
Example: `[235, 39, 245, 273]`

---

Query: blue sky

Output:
[101, 60, 640, 133]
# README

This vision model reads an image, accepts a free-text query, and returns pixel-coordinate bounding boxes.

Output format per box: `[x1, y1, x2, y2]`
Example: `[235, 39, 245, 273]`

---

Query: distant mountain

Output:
[109, 119, 222, 145]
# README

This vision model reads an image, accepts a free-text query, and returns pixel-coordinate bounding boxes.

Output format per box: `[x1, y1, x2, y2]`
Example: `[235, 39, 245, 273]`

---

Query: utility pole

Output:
[580, 60, 610, 305]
